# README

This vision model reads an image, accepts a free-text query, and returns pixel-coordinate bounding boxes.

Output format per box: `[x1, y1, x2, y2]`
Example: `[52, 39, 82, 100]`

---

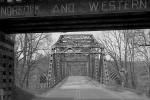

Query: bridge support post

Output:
[0, 31, 14, 100]
[94, 54, 99, 81]
[48, 53, 54, 87]
[103, 55, 109, 85]
[90, 54, 94, 79]
[100, 52, 104, 84]
[56, 53, 60, 82]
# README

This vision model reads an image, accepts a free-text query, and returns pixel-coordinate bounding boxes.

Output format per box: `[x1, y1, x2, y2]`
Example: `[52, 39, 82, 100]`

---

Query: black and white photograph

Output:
[0, 0, 150, 100]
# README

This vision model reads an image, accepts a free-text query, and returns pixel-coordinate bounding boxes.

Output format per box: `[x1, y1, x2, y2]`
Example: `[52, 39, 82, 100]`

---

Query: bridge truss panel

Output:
[50, 34, 109, 84]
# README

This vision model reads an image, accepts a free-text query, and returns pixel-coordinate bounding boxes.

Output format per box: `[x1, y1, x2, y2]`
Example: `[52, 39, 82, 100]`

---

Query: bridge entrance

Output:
[68, 61, 87, 76]
[48, 34, 109, 86]
[64, 51, 88, 76]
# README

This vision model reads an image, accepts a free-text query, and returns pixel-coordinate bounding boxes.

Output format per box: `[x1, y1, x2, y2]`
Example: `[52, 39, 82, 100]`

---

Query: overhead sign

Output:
[0, 0, 150, 18]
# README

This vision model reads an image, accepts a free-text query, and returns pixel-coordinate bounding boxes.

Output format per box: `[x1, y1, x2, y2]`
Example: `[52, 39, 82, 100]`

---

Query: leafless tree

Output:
[98, 30, 137, 88]
[14, 33, 52, 88]
[134, 30, 150, 95]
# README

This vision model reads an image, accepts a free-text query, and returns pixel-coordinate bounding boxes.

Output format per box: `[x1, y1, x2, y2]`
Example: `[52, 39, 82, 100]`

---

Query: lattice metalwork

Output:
[52, 34, 102, 51]
[56, 54, 61, 82]
[0, 32, 14, 100]
[94, 54, 99, 81]
[47, 54, 54, 87]
[50, 34, 107, 85]
[103, 55, 110, 85]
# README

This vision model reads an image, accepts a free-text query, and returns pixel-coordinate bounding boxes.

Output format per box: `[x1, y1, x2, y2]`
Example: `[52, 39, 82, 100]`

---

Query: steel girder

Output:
[49, 34, 109, 85]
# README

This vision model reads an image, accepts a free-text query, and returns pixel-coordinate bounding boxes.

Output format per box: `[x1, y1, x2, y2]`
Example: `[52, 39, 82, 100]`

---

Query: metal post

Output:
[0, 33, 14, 100]
[100, 53, 104, 84]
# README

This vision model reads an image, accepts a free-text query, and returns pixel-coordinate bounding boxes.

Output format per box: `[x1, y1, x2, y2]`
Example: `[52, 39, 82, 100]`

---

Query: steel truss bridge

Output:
[1, 0, 150, 99]
[0, 32, 149, 100]
[46, 34, 110, 87]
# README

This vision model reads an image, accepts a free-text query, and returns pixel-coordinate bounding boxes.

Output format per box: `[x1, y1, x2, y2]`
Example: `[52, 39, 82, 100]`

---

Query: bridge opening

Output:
[50, 34, 104, 80]
[3, 30, 148, 100]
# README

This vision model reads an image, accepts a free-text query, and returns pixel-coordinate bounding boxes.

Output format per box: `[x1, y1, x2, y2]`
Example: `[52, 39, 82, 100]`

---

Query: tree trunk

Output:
[124, 33, 129, 88]
[130, 35, 136, 89]
[20, 34, 27, 88]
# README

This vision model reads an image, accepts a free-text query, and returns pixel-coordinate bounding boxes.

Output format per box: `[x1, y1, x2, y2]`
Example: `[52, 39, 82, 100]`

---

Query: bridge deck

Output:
[34, 76, 149, 100]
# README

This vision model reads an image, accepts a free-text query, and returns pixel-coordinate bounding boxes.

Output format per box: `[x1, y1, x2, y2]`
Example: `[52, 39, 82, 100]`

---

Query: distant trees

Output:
[98, 31, 123, 85]
[134, 30, 150, 95]
[14, 33, 52, 88]
[98, 30, 141, 88]
[98, 29, 150, 96]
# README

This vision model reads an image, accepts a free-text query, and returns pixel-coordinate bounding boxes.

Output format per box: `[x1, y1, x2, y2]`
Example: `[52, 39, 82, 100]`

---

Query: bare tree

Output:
[135, 30, 150, 96]
[98, 30, 138, 88]
[14, 33, 52, 88]
[123, 30, 139, 89]
[98, 31, 124, 85]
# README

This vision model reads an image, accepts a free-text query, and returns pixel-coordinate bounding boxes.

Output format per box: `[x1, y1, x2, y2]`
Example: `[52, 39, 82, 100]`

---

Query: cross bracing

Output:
[47, 34, 110, 86]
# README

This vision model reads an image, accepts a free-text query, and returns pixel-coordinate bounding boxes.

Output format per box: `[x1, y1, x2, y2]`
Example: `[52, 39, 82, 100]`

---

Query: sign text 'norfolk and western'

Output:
[0, 0, 149, 18]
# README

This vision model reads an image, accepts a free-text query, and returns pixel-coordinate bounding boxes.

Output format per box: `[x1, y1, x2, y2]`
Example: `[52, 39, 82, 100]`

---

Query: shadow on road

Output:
[32, 97, 123, 100]
[33, 97, 75, 100]
[12, 86, 36, 100]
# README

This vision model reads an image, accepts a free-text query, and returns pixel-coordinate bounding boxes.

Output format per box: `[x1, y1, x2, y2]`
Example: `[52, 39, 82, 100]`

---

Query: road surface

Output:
[33, 76, 149, 100]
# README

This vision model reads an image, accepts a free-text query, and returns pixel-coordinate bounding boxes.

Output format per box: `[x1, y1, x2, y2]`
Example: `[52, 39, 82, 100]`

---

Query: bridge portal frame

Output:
[47, 34, 110, 87]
